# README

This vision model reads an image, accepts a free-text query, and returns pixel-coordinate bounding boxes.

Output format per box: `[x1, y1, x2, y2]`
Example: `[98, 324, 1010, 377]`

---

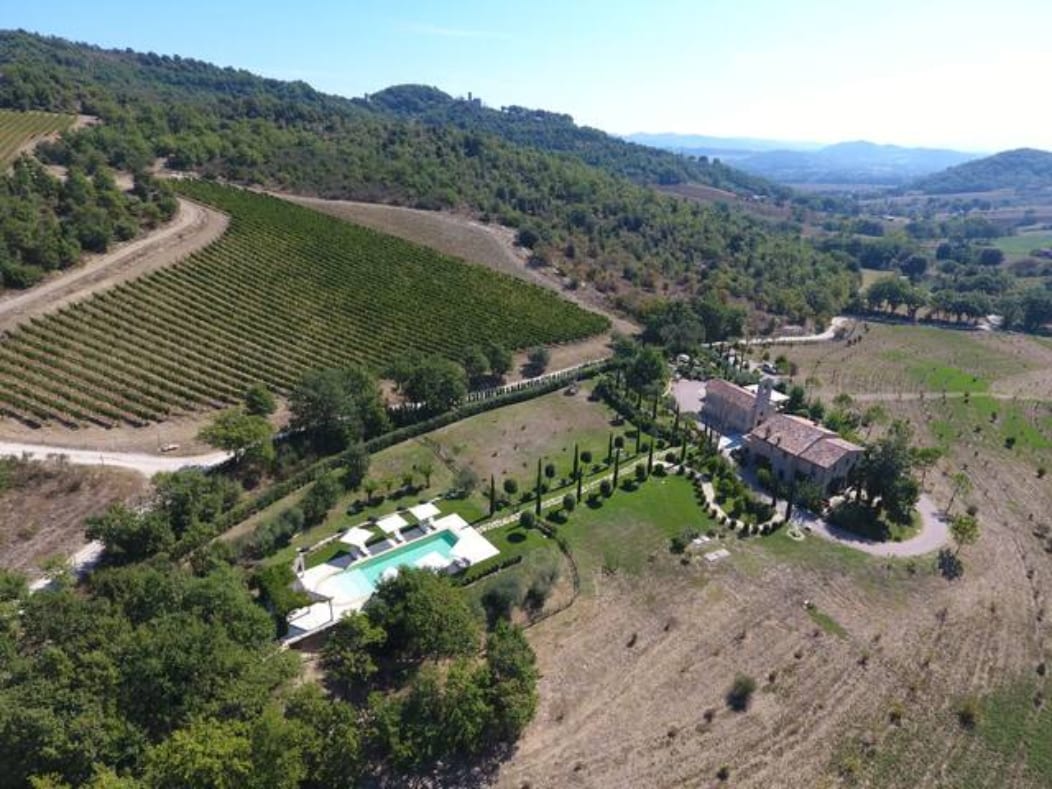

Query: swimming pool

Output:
[318, 530, 459, 603]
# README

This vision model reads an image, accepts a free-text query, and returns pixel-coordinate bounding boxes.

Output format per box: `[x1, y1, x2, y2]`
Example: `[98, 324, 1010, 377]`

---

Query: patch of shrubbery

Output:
[726, 673, 757, 712]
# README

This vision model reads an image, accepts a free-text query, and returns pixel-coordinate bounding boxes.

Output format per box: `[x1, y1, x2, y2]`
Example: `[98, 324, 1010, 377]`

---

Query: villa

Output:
[284, 504, 499, 644]
[702, 377, 863, 494]
[744, 413, 862, 494]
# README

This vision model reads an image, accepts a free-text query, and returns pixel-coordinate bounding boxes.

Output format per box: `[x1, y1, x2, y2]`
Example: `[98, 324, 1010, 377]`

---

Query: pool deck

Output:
[284, 512, 498, 645]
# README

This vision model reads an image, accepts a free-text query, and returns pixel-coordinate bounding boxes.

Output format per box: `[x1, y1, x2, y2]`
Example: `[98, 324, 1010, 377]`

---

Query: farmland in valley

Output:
[0, 181, 608, 428]
[0, 109, 72, 164]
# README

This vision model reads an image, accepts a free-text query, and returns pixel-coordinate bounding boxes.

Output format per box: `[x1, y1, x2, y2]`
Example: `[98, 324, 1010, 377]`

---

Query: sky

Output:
[5, 0, 1051, 151]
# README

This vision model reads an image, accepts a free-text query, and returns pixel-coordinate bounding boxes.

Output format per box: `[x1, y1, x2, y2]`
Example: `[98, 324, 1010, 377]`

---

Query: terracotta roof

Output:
[704, 379, 756, 412]
[799, 436, 861, 469]
[748, 414, 862, 469]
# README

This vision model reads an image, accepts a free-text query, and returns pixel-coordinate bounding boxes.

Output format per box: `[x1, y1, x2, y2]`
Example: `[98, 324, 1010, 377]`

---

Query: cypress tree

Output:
[612, 449, 621, 490]
[489, 474, 496, 516]
[535, 458, 543, 517]
[635, 428, 641, 455]
[607, 433, 613, 463]
[647, 435, 654, 475]
[572, 443, 579, 482]
[680, 434, 688, 465]
[673, 404, 680, 434]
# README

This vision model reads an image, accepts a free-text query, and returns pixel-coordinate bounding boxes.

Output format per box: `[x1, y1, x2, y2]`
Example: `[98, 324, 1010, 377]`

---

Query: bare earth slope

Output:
[0, 459, 148, 578]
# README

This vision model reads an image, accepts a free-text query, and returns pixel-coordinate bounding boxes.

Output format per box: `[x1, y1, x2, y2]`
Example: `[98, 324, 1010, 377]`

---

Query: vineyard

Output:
[0, 181, 608, 429]
[0, 109, 73, 164]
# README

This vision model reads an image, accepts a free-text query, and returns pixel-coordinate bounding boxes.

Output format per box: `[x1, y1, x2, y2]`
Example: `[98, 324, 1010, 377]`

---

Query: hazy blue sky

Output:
[5, 0, 1050, 151]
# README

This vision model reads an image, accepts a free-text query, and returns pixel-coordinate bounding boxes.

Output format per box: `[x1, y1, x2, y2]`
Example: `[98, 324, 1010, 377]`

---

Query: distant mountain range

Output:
[627, 134, 981, 186]
[910, 148, 1052, 194]
[625, 132, 822, 156]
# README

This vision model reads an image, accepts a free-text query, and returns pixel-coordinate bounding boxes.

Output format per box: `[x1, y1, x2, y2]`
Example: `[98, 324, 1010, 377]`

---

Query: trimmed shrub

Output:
[519, 510, 536, 529]
[599, 479, 613, 497]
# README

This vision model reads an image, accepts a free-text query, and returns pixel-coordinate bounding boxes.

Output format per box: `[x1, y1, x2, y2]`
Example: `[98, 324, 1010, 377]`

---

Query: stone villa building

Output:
[702, 377, 863, 494]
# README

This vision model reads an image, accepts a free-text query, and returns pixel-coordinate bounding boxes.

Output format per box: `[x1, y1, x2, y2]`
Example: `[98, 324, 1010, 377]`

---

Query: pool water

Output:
[321, 530, 459, 602]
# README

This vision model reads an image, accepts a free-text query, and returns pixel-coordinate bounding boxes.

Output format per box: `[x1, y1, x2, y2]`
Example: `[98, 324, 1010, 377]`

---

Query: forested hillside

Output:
[362, 84, 785, 196]
[0, 155, 176, 289]
[912, 148, 1052, 194]
[0, 30, 856, 326]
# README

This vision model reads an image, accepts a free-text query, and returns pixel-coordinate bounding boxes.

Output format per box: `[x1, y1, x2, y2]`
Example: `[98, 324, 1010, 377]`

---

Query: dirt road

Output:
[0, 197, 227, 333]
[0, 442, 230, 476]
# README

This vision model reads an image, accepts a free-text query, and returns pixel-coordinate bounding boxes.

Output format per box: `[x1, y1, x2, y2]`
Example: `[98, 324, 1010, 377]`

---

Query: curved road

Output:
[0, 442, 230, 476]
[792, 493, 949, 557]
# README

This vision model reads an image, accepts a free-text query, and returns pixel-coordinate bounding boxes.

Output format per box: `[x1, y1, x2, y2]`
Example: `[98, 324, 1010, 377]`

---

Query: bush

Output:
[670, 528, 700, 554]
[562, 493, 576, 513]
[599, 479, 613, 497]
[503, 478, 519, 495]
[519, 510, 536, 529]
[664, 451, 678, 463]
[614, 436, 625, 449]
[653, 464, 667, 478]
[828, 500, 890, 541]
[480, 573, 525, 624]
[302, 474, 341, 525]
[956, 697, 981, 729]
[580, 450, 593, 464]
[634, 464, 647, 482]
[726, 674, 757, 712]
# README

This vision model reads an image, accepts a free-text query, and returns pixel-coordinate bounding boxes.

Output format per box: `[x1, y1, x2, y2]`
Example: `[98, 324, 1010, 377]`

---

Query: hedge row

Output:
[454, 554, 525, 587]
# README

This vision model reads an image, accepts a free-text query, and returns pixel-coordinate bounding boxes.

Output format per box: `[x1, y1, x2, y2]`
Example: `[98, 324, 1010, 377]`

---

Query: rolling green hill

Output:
[0, 30, 855, 325]
[362, 84, 784, 196]
[912, 148, 1052, 194]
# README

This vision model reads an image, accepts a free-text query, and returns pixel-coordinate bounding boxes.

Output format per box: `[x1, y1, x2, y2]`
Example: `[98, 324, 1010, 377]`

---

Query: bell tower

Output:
[751, 377, 774, 428]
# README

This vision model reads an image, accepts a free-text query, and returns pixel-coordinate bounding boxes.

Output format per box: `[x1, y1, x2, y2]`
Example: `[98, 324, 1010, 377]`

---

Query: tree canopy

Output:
[289, 366, 387, 451]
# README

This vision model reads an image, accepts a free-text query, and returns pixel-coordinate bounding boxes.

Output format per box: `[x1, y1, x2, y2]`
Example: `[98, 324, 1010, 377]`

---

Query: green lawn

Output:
[882, 349, 990, 393]
[807, 606, 848, 638]
[556, 473, 713, 590]
[741, 526, 875, 575]
[992, 231, 1052, 258]
[977, 678, 1052, 783]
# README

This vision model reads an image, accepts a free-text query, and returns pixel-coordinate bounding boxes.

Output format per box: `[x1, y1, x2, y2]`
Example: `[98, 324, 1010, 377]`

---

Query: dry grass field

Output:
[422, 382, 622, 487]
[772, 322, 1052, 400]
[489, 324, 1052, 788]
[0, 457, 148, 578]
